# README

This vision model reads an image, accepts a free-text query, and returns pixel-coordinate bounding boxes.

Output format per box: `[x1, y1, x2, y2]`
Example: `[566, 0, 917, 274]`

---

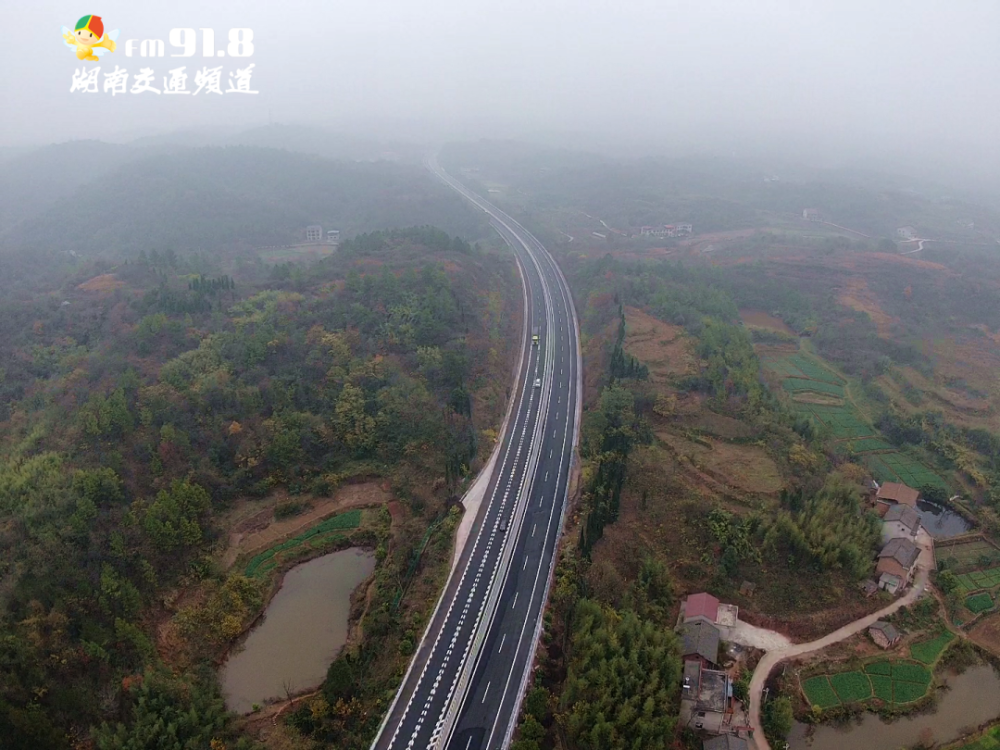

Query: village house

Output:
[305, 224, 323, 243]
[680, 659, 732, 734]
[882, 504, 922, 544]
[704, 736, 749, 750]
[802, 208, 821, 220]
[876, 537, 921, 594]
[681, 592, 739, 628]
[869, 621, 901, 649]
[897, 226, 917, 240]
[875, 482, 920, 516]
[680, 621, 722, 668]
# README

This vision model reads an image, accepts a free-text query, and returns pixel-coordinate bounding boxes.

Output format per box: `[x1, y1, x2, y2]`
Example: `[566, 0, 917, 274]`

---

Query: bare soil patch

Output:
[221, 482, 392, 569]
[968, 612, 1000, 657]
[740, 309, 795, 335]
[623, 306, 695, 383]
[77, 273, 125, 293]
[837, 277, 898, 338]
[656, 431, 784, 495]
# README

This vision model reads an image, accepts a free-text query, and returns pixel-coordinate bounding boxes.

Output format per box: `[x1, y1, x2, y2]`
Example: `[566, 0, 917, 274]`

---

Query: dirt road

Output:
[747, 530, 934, 750]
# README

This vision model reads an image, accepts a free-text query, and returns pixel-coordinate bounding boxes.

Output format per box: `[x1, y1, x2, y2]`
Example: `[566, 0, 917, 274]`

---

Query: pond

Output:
[220, 547, 376, 713]
[917, 499, 972, 539]
[788, 665, 1000, 750]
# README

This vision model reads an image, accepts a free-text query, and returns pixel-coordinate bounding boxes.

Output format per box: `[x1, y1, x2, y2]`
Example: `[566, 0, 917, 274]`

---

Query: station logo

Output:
[62, 15, 258, 96]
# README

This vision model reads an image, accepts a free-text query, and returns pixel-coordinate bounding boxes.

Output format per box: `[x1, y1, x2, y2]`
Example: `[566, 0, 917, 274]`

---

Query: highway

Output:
[369, 159, 581, 750]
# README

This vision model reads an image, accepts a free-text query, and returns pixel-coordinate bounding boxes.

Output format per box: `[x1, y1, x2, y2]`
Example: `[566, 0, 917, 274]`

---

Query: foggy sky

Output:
[3, 1, 999, 185]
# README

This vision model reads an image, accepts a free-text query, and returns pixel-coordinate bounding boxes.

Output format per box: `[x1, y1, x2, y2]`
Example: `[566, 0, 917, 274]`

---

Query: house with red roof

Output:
[683, 592, 720, 626]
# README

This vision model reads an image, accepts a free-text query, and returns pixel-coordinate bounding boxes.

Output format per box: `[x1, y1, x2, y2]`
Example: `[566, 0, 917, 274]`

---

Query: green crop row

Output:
[848, 437, 895, 453]
[865, 452, 946, 490]
[783, 378, 845, 396]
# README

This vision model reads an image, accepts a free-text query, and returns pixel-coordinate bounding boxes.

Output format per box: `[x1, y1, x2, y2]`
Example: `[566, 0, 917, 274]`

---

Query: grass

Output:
[966, 592, 995, 614]
[802, 675, 841, 709]
[244, 509, 363, 578]
[829, 671, 872, 703]
[909, 631, 955, 664]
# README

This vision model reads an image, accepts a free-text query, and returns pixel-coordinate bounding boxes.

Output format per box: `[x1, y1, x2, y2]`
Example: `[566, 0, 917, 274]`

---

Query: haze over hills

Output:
[0, 144, 486, 258]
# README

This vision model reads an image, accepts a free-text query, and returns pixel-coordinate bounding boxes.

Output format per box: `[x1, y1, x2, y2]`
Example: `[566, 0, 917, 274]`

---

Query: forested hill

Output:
[1, 146, 487, 257]
[0, 226, 520, 748]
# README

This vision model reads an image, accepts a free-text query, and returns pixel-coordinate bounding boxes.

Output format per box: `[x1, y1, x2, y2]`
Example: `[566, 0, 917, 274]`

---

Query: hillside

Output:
[1, 146, 487, 258]
[0, 226, 521, 749]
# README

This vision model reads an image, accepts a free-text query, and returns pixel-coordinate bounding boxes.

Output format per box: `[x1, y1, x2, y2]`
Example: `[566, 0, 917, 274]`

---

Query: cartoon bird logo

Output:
[62, 15, 119, 61]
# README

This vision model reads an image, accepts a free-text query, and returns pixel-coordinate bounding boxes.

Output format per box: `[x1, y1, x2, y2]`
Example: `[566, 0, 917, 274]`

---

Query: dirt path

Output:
[747, 529, 934, 750]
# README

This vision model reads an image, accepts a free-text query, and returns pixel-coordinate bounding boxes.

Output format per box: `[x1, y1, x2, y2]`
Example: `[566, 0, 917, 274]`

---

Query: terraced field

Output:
[955, 566, 1000, 593]
[938, 537, 1000, 568]
[761, 348, 949, 490]
[865, 451, 947, 490]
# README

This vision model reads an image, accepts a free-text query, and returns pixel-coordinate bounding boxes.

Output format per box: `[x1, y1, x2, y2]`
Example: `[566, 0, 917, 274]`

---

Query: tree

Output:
[762, 695, 793, 743]
[143, 480, 210, 551]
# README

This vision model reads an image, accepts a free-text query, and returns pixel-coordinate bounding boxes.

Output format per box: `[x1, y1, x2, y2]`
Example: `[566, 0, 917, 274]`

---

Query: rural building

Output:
[305, 225, 323, 243]
[869, 621, 901, 649]
[704, 736, 749, 750]
[896, 226, 917, 240]
[882, 504, 922, 543]
[802, 208, 821, 220]
[680, 660, 731, 734]
[682, 592, 720, 625]
[326, 229, 341, 245]
[681, 592, 739, 631]
[680, 621, 722, 668]
[876, 482, 920, 512]
[676, 223, 693, 235]
[879, 572, 902, 594]
[876, 537, 921, 590]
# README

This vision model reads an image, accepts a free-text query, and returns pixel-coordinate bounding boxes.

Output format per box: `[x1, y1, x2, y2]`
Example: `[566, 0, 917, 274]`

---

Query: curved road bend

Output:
[369, 160, 581, 750]
[747, 531, 934, 750]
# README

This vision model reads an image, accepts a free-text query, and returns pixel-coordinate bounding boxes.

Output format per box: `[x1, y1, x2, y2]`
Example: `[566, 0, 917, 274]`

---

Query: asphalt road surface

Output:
[370, 159, 580, 750]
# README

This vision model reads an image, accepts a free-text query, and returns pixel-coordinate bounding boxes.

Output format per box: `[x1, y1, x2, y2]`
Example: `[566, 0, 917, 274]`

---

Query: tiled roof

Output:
[884, 504, 921, 532]
[684, 592, 720, 622]
[877, 482, 920, 506]
[681, 621, 721, 664]
[870, 620, 901, 642]
[879, 537, 920, 569]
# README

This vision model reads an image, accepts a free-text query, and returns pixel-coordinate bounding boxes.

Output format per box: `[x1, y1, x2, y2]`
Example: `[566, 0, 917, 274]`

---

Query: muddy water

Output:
[916, 499, 972, 538]
[788, 665, 1000, 750]
[220, 548, 376, 713]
